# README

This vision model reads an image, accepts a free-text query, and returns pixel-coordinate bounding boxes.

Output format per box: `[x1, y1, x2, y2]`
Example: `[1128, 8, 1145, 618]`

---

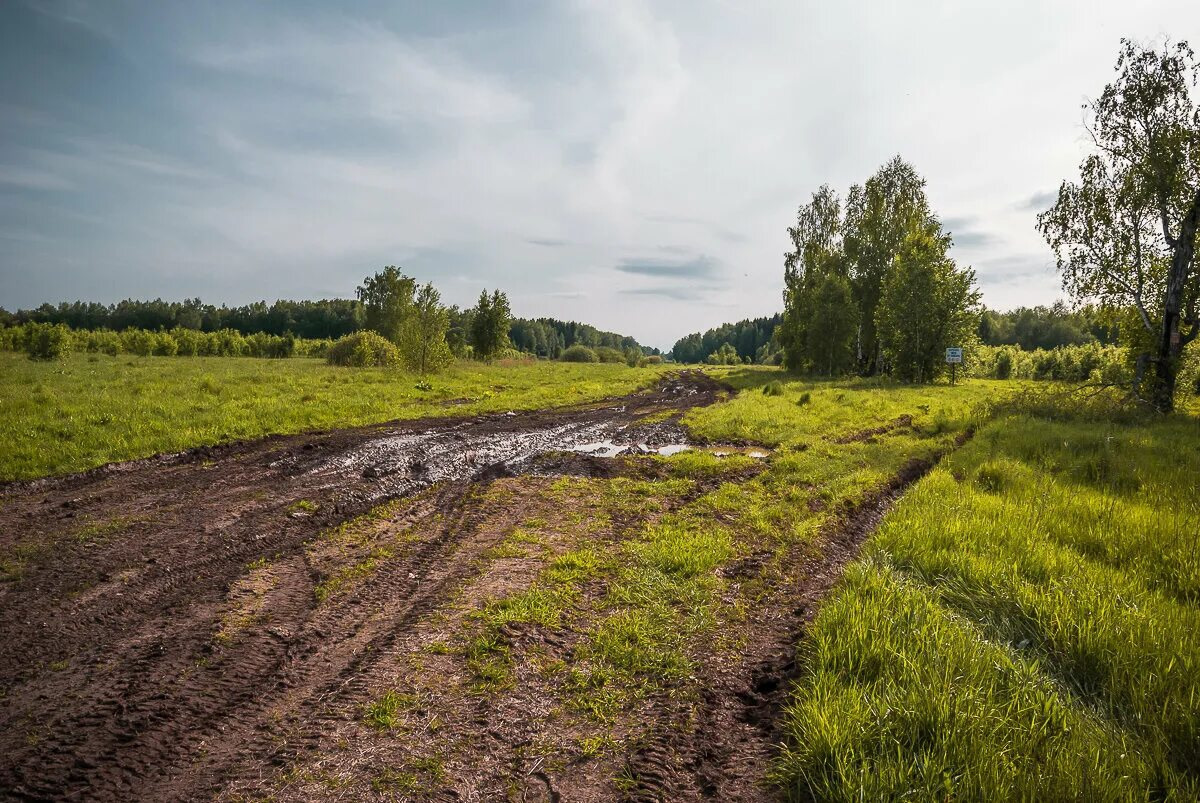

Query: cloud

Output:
[615, 255, 719, 279]
[1018, 190, 1058, 211]
[619, 286, 710, 301]
[974, 254, 1055, 287]
[526, 238, 568, 248]
[944, 215, 998, 249]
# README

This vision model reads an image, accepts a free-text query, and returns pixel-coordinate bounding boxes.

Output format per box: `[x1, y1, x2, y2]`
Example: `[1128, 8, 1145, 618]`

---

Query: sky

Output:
[0, 1, 1196, 349]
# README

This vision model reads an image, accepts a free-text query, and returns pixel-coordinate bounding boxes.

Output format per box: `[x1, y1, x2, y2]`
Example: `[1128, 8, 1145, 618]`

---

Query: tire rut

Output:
[0, 371, 725, 802]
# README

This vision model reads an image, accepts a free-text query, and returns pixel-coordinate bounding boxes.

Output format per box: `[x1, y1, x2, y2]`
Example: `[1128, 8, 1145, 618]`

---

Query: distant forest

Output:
[672, 304, 1122, 365]
[670, 315, 783, 364]
[0, 298, 657, 357]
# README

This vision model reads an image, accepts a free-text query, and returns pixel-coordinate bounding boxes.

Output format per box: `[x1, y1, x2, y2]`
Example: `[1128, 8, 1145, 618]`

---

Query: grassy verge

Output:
[685, 365, 1002, 446]
[0, 353, 668, 481]
[774, 401, 1200, 800]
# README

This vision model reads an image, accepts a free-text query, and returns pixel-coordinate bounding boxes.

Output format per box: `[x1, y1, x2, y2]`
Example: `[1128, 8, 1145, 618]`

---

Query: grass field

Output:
[0, 353, 668, 481]
[3, 355, 1197, 798]
[774, 393, 1200, 800]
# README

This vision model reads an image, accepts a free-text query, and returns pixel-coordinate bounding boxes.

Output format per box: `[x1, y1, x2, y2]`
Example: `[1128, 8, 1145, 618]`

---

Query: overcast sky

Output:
[0, 1, 1195, 348]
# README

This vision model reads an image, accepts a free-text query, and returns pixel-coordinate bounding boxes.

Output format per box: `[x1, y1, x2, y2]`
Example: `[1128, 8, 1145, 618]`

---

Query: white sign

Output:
[945, 347, 963, 364]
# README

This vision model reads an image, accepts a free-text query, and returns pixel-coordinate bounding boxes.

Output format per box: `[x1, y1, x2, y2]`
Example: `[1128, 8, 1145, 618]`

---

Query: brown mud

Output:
[0, 373, 956, 802]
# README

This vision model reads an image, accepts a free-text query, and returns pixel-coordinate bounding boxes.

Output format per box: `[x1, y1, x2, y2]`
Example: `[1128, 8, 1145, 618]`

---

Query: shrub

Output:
[642, 355, 663, 366]
[326, 331, 401, 367]
[594, 346, 625, 364]
[561, 345, 599, 363]
[25, 322, 72, 361]
[762, 380, 785, 396]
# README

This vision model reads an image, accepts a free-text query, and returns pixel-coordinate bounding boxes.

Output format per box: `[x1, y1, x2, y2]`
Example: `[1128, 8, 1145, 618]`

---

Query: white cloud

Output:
[3, 0, 1198, 348]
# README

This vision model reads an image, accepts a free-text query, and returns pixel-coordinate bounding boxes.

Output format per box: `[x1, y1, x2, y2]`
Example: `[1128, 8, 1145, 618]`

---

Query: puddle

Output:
[572, 440, 630, 458]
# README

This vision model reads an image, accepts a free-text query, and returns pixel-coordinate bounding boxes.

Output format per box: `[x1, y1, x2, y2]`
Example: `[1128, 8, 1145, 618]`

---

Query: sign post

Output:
[945, 347, 963, 385]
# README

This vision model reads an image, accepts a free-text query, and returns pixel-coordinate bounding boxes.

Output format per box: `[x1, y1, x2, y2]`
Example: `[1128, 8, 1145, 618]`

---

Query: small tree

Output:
[399, 282, 453, 374]
[1038, 38, 1200, 411]
[357, 266, 415, 344]
[468, 289, 512, 361]
[805, 274, 859, 376]
[876, 228, 980, 382]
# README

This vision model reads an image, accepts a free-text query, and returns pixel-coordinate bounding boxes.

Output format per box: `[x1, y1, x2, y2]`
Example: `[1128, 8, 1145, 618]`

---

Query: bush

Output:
[326, 331, 401, 367]
[641, 355, 663, 366]
[561, 345, 599, 363]
[25, 322, 72, 361]
[594, 346, 625, 364]
[762, 380, 785, 396]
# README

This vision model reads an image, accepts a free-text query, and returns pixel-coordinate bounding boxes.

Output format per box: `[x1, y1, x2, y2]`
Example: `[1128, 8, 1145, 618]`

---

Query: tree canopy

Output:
[1038, 38, 1200, 411]
[780, 158, 978, 381]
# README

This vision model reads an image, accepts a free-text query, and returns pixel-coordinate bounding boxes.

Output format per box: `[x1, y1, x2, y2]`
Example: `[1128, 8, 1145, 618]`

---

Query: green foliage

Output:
[560, 344, 599, 363]
[671, 314, 781, 364]
[326, 331, 402, 367]
[510, 316, 647, 359]
[4, 297, 361, 339]
[978, 303, 1118, 350]
[705, 343, 742, 365]
[398, 282, 453, 374]
[780, 158, 976, 380]
[1038, 38, 1200, 412]
[468, 289, 513, 362]
[800, 274, 858, 375]
[356, 266, 416, 344]
[844, 157, 935, 373]
[875, 228, 981, 382]
[24, 322, 71, 361]
[969, 343, 1131, 384]
[0, 323, 327, 359]
[594, 346, 626, 364]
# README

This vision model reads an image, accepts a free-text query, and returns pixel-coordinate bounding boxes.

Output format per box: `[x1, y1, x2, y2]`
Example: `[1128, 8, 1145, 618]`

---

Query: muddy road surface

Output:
[0, 372, 727, 800]
[0, 369, 934, 802]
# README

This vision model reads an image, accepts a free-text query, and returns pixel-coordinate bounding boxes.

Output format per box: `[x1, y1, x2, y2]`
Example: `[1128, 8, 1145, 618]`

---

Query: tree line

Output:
[509, 318, 656, 359]
[670, 315, 782, 365]
[0, 283, 651, 366]
[0, 298, 360, 340]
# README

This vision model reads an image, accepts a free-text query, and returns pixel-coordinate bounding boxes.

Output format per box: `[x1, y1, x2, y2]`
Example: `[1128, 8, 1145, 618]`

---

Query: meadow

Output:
[2, 353, 1196, 799]
[0, 352, 667, 481]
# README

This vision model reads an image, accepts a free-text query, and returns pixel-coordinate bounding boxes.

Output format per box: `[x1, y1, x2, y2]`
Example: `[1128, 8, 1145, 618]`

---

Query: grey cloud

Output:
[526, 238, 568, 248]
[615, 255, 718, 280]
[619, 286, 711, 301]
[1019, 190, 1058, 211]
[944, 215, 998, 249]
[974, 254, 1055, 286]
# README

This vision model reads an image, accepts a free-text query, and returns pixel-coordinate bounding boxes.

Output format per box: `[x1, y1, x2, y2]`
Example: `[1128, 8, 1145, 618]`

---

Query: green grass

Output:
[0, 353, 668, 481]
[685, 366, 1000, 447]
[363, 689, 417, 731]
[775, 405, 1200, 800]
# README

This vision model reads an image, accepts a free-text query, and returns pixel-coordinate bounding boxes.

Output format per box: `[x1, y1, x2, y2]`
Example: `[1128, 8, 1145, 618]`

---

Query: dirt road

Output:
[0, 371, 935, 801]
[0, 373, 717, 799]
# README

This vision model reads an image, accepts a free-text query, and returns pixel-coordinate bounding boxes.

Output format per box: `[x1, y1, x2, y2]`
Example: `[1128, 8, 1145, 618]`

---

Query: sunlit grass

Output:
[685, 365, 1003, 446]
[775, 407, 1200, 800]
[0, 352, 668, 480]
